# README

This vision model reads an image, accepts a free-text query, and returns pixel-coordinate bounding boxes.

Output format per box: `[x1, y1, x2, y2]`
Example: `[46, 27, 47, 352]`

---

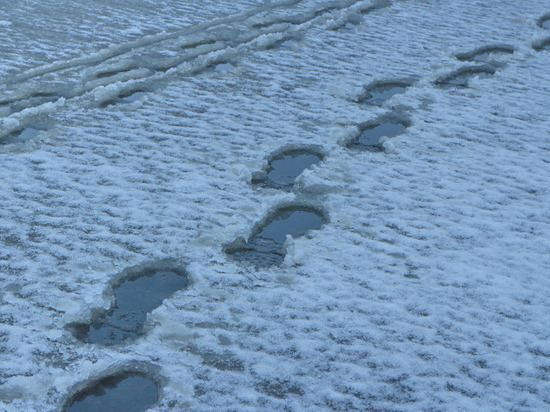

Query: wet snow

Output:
[1, 0, 550, 410]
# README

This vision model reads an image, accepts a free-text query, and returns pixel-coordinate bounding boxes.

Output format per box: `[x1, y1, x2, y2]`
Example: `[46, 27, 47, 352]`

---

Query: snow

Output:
[1, 0, 550, 410]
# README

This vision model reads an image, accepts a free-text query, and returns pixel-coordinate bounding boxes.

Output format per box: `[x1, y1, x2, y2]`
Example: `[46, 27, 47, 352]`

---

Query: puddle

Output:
[1, 127, 42, 145]
[63, 372, 158, 412]
[435, 64, 497, 89]
[225, 206, 325, 268]
[71, 264, 189, 345]
[96, 68, 133, 79]
[358, 81, 410, 105]
[455, 45, 514, 62]
[252, 149, 323, 190]
[348, 120, 407, 151]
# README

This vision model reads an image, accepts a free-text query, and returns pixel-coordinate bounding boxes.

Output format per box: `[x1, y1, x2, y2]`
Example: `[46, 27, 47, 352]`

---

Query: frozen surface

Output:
[1, 0, 550, 410]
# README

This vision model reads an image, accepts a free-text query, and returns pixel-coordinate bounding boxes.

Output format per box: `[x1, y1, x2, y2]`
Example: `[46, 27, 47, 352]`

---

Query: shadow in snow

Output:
[454, 44, 514, 62]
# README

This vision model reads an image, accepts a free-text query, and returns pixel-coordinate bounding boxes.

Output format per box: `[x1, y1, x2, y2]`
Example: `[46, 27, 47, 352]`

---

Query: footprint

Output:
[356, 80, 413, 106]
[251, 147, 324, 190]
[454, 44, 515, 62]
[533, 36, 550, 51]
[63, 371, 159, 412]
[538, 14, 550, 29]
[347, 114, 410, 152]
[69, 262, 189, 345]
[224, 205, 326, 268]
[435, 64, 497, 89]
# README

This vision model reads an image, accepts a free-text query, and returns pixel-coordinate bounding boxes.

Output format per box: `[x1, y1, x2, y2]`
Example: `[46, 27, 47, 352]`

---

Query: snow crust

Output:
[1, 0, 550, 410]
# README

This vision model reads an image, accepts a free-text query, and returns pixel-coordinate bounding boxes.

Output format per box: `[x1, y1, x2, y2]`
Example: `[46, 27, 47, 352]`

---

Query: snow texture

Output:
[1, 0, 550, 410]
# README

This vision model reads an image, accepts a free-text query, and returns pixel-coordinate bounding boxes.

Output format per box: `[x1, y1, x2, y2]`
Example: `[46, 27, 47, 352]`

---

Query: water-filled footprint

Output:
[70, 262, 189, 345]
[252, 148, 323, 190]
[225, 205, 325, 268]
[63, 372, 159, 412]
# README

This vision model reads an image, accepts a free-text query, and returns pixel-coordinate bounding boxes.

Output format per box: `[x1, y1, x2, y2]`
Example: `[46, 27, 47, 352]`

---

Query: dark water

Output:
[73, 268, 188, 345]
[360, 83, 408, 105]
[540, 18, 550, 29]
[226, 207, 325, 268]
[256, 150, 322, 190]
[349, 121, 407, 151]
[64, 373, 158, 412]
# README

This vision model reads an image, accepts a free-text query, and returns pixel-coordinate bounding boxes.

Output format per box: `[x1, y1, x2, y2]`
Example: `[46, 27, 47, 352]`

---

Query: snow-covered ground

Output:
[1, 0, 550, 410]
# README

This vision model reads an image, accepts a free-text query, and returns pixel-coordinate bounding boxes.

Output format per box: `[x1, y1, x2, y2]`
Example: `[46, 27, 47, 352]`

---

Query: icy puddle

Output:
[348, 121, 408, 152]
[225, 206, 325, 268]
[71, 264, 189, 345]
[358, 81, 410, 105]
[63, 372, 158, 412]
[435, 64, 497, 89]
[455, 45, 514, 62]
[252, 149, 323, 190]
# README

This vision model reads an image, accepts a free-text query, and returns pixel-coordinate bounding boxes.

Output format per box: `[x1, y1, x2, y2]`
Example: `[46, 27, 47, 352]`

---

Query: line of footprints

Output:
[56, 12, 550, 411]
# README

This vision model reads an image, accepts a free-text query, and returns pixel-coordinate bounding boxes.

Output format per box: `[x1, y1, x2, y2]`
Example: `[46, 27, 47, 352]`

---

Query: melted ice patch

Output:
[63, 373, 158, 412]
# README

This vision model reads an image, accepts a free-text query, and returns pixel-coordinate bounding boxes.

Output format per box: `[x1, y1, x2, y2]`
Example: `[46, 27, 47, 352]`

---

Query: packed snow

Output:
[1, 0, 549, 410]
